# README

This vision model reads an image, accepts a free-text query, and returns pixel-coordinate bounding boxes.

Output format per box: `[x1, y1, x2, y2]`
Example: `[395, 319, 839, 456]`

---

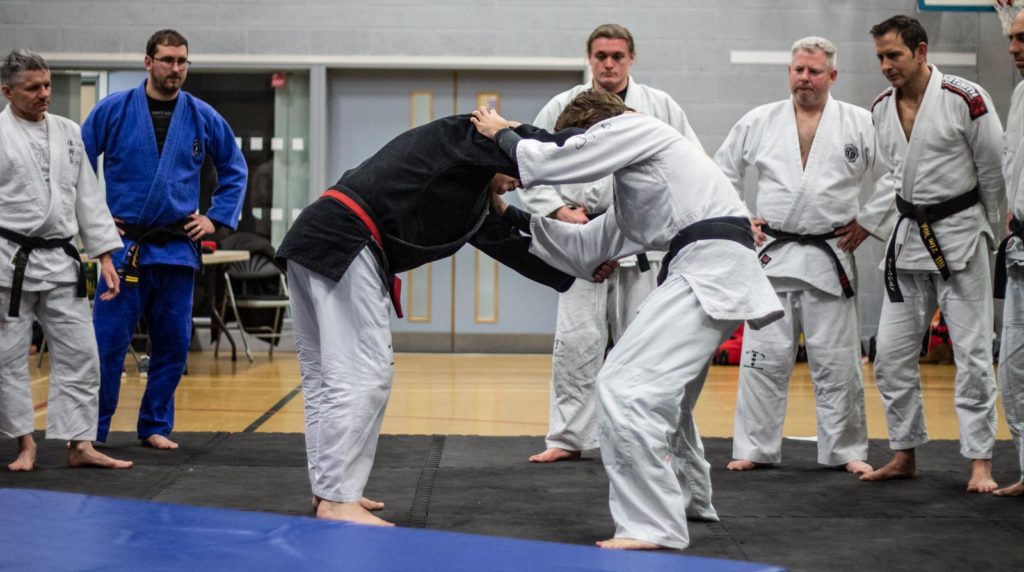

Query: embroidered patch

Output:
[192, 138, 202, 159]
[759, 253, 772, 267]
[942, 76, 988, 120]
[844, 143, 859, 163]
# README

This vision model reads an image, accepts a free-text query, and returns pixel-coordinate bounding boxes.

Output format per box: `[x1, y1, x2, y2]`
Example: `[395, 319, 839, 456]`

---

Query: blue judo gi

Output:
[83, 80, 246, 441]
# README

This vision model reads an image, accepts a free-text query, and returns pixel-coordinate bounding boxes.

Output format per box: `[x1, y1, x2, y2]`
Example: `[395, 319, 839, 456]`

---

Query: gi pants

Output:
[547, 262, 657, 451]
[732, 285, 868, 466]
[94, 265, 194, 441]
[288, 249, 393, 502]
[874, 242, 997, 458]
[597, 271, 733, 550]
[999, 263, 1024, 483]
[0, 284, 100, 441]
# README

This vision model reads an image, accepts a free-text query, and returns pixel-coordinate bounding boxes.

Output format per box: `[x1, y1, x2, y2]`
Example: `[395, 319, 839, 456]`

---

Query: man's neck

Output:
[593, 79, 628, 97]
[898, 64, 931, 104]
[145, 81, 179, 102]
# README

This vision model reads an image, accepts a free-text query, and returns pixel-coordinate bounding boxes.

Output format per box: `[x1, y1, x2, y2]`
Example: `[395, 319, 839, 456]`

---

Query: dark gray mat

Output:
[3, 432, 1022, 571]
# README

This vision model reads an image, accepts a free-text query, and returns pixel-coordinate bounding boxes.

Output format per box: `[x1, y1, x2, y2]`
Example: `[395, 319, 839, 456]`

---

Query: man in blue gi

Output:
[82, 29, 247, 449]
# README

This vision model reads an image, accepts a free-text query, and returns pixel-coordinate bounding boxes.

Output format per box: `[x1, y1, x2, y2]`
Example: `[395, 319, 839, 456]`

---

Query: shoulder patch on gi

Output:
[941, 75, 988, 120]
[871, 88, 894, 113]
[844, 143, 859, 163]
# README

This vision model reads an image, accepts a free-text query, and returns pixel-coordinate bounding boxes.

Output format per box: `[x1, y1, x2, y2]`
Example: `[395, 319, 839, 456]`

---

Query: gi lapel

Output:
[0, 108, 51, 233]
[135, 81, 172, 225]
[898, 65, 941, 204]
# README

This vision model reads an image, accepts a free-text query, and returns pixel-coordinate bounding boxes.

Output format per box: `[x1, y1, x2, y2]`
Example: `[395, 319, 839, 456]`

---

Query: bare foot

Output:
[966, 459, 998, 493]
[596, 538, 665, 550]
[845, 460, 873, 476]
[726, 459, 768, 471]
[312, 495, 384, 512]
[7, 435, 37, 471]
[528, 447, 582, 463]
[67, 441, 133, 469]
[142, 434, 179, 450]
[316, 499, 394, 526]
[993, 481, 1024, 497]
[860, 450, 917, 482]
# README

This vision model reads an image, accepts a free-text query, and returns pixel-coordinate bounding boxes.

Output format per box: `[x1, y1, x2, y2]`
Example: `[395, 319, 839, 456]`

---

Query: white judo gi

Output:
[999, 81, 1024, 483]
[0, 106, 121, 442]
[714, 96, 895, 466]
[519, 78, 703, 453]
[511, 113, 783, 549]
[872, 65, 1004, 458]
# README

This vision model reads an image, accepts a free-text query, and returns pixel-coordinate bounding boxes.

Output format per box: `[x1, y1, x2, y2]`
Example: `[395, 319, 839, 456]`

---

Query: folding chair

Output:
[217, 253, 290, 361]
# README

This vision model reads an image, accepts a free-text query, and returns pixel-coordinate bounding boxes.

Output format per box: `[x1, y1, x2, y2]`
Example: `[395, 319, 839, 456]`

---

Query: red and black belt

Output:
[322, 189, 404, 318]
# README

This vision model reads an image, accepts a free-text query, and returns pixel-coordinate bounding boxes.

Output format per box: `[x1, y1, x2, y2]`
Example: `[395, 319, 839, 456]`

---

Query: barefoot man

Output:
[473, 91, 783, 550]
[863, 15, 1004, 492]
[995, 7, 1024, 498]
[518, 24, 702, 464]
[714, 36, 892, 477]
[0, 50, 131, 471]
[277, 115, 597, 525]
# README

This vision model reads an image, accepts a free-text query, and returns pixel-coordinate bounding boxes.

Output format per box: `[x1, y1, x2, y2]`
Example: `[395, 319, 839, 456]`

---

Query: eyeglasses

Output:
[152, 57, 191, 69]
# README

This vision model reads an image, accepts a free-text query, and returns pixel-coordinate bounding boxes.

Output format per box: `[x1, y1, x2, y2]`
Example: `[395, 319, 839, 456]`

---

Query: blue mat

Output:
[0, 489, 782, 571]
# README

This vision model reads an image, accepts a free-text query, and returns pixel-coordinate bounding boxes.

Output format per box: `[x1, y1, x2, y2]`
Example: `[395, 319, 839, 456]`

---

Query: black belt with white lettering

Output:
[589, 210, 650, 272]
[657, 217, 754, 286]
[995, 217, 1024, 299]
[0, 227, 84, 318]
[884, 187, 979, 303]
[760, 224, 855, 299]
[119, 219, 194, 288]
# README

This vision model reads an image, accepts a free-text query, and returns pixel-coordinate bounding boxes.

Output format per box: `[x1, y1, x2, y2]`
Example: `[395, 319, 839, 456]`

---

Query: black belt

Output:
[995, 217, 1024, 299]
[884, 188, 980, 303]
[0, 227, 84, 318]
[119, 219, 193, 288]
[656, 217, 754, 286]
[760, 224, 855, 299]
[589, 210, 650, 272]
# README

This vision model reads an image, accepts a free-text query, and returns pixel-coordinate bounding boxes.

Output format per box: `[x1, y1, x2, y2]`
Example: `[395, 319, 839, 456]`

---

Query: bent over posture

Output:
[0, 50, 131, 471]
[473, 91, 783, 550]
[277, 115, 586, 526]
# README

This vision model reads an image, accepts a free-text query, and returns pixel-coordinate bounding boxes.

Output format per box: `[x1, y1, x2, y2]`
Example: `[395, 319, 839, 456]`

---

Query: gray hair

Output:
[791, 36, 837, 69]
[1, 49, 49, 88]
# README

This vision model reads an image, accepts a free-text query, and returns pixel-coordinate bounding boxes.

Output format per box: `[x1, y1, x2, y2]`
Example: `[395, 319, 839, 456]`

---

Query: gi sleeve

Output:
[81, 105, 108, 173]
[527, 205, 644, 280]
[516, 99, 572, 217]
[74, 140, 122, 258]
[967, 87, 1007, 226]
[469, 210, 575, 292]
[856, 125, 898, 240]
[661, 96, 704, 153]
[205, 113, 248, 230]
[713, 113, 753, 197]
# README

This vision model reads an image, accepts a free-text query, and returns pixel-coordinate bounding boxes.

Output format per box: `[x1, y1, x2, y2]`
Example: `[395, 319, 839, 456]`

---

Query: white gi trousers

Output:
[597, 271, 733, 550]
[547, 262, 658, 451]
[0, 284, 100, 441]
[999, 264, 1024, 483]
[874, 242, 997, 458]
[732, 286, 868, 466]
[288, 248, 394, 503]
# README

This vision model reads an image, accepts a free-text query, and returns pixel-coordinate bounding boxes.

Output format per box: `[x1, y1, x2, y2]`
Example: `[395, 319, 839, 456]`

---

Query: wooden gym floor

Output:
[27, 351, 1013, 442]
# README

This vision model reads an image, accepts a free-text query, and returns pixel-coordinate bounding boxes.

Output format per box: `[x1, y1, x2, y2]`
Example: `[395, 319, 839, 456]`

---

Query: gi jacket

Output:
[277, 115, 574, 293]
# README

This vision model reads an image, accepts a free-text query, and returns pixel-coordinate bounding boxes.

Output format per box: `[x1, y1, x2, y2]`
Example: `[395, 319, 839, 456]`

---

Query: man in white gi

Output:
[862, 15, 1004, 492]
[0, 50, 131, 471]
[714, 37, 893, 476]
[994, 8, 1024, 497]
[520, 23, 703, 463]
[473, 91, 784, 550]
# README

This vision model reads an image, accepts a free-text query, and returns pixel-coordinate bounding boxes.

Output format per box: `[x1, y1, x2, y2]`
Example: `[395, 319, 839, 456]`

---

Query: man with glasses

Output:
[82, 29, 247, 450]
[519, 23, 703, 465]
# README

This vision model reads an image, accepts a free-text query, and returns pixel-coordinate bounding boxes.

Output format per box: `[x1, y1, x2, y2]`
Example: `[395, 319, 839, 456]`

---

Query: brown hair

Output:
[146, 29, 188, 57]
[586, 24, 635, 56]
[554, 90, 629, 131]
[870, 15, 928, 52]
